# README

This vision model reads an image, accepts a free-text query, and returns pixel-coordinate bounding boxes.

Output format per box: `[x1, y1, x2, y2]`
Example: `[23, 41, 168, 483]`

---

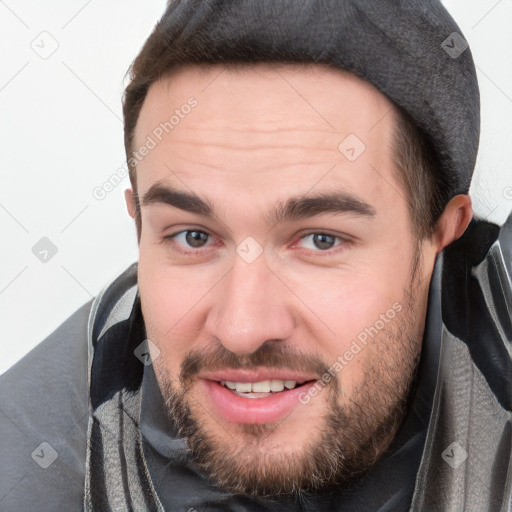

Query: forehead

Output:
[133, 63, 401, 216]
[136, 62, 395, 142]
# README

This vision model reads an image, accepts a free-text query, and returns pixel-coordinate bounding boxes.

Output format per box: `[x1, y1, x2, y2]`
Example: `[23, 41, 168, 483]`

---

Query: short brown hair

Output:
[391, 107, 448, 239]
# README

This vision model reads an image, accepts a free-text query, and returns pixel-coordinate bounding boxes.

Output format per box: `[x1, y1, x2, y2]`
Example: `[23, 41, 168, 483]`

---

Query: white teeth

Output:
[235, 382, 252, 393]
[221, 379, 299, 393]
[252, 380, 271, 392]
[270, 380, 285, 392]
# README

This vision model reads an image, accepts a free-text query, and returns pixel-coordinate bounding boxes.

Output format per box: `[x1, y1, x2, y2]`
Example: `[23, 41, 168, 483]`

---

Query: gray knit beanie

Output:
[124, 0, 480, 197]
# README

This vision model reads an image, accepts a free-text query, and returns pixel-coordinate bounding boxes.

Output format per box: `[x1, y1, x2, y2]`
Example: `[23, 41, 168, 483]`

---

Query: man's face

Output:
[130, 63, 435, 495]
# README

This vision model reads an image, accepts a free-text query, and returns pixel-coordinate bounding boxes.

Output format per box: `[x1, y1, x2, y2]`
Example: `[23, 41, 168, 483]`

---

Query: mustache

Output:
[179, 342, 332, 387]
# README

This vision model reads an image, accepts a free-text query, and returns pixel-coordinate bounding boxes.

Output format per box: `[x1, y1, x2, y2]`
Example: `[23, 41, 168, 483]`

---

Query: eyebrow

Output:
[140, 181, 376, 227]
[141, 182, 214, 217]
[268, 190, 376, 225]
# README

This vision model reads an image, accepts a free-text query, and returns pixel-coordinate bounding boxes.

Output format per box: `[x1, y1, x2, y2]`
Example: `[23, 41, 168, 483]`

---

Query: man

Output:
[1, 0, 511, 511]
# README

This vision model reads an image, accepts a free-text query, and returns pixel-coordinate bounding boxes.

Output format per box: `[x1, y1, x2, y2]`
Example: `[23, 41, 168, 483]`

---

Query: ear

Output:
[432, 194, 473, 254]
[124, 188, 136, 219]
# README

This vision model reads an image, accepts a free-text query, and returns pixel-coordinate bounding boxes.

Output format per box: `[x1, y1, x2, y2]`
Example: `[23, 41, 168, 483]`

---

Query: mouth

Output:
[200, 375, 319, 425]
[218, 378, 312, 398]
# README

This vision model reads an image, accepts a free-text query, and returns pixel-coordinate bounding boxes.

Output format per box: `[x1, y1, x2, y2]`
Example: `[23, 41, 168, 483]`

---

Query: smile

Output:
[220, 379, 304, 397]
[201, 377, 318, 424]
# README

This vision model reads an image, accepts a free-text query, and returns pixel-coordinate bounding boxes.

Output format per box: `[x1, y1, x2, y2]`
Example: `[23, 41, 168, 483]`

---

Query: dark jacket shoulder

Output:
[0, 300, 92, 511]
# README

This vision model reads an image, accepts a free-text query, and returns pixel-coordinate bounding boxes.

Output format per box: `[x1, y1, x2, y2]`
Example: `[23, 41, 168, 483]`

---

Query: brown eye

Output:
[164, 229, 212, 251]
[185, 230, 209, 248]
[300, 233, 341, 251]
[312, 234, 336, 250]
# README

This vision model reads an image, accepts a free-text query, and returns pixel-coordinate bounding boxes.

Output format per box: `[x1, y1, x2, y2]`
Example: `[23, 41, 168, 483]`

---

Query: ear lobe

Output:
[124, 188, 136, 219]
[434, 194, 473, 254]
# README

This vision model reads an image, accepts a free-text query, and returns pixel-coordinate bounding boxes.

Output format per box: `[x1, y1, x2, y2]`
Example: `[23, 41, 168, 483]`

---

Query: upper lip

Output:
[199, 369, 319, 383]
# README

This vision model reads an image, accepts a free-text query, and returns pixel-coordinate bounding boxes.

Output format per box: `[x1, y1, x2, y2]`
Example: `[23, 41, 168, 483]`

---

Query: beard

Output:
[151, 251, 425, 498]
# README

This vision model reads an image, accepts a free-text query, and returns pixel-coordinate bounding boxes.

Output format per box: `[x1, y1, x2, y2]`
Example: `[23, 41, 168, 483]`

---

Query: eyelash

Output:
[161, 229, 350, 257]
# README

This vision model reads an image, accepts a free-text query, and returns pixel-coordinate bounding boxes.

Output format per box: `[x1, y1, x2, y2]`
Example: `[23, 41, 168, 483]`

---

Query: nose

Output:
[204, 252, 295, 356]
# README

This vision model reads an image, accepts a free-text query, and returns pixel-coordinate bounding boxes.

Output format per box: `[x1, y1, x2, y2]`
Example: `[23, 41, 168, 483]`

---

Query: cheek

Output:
[296, 267, 407, 345]
[293, 260, 412, 393]
[138, 242, 204, 329]
[137, 251, 202, 368]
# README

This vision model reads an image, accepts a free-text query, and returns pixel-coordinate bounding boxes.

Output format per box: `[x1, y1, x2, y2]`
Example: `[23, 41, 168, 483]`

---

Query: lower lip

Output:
[201, 379, 317, 425]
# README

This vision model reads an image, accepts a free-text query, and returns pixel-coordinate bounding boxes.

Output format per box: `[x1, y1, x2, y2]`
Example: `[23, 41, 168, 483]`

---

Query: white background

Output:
[1, 0, 511, 375]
